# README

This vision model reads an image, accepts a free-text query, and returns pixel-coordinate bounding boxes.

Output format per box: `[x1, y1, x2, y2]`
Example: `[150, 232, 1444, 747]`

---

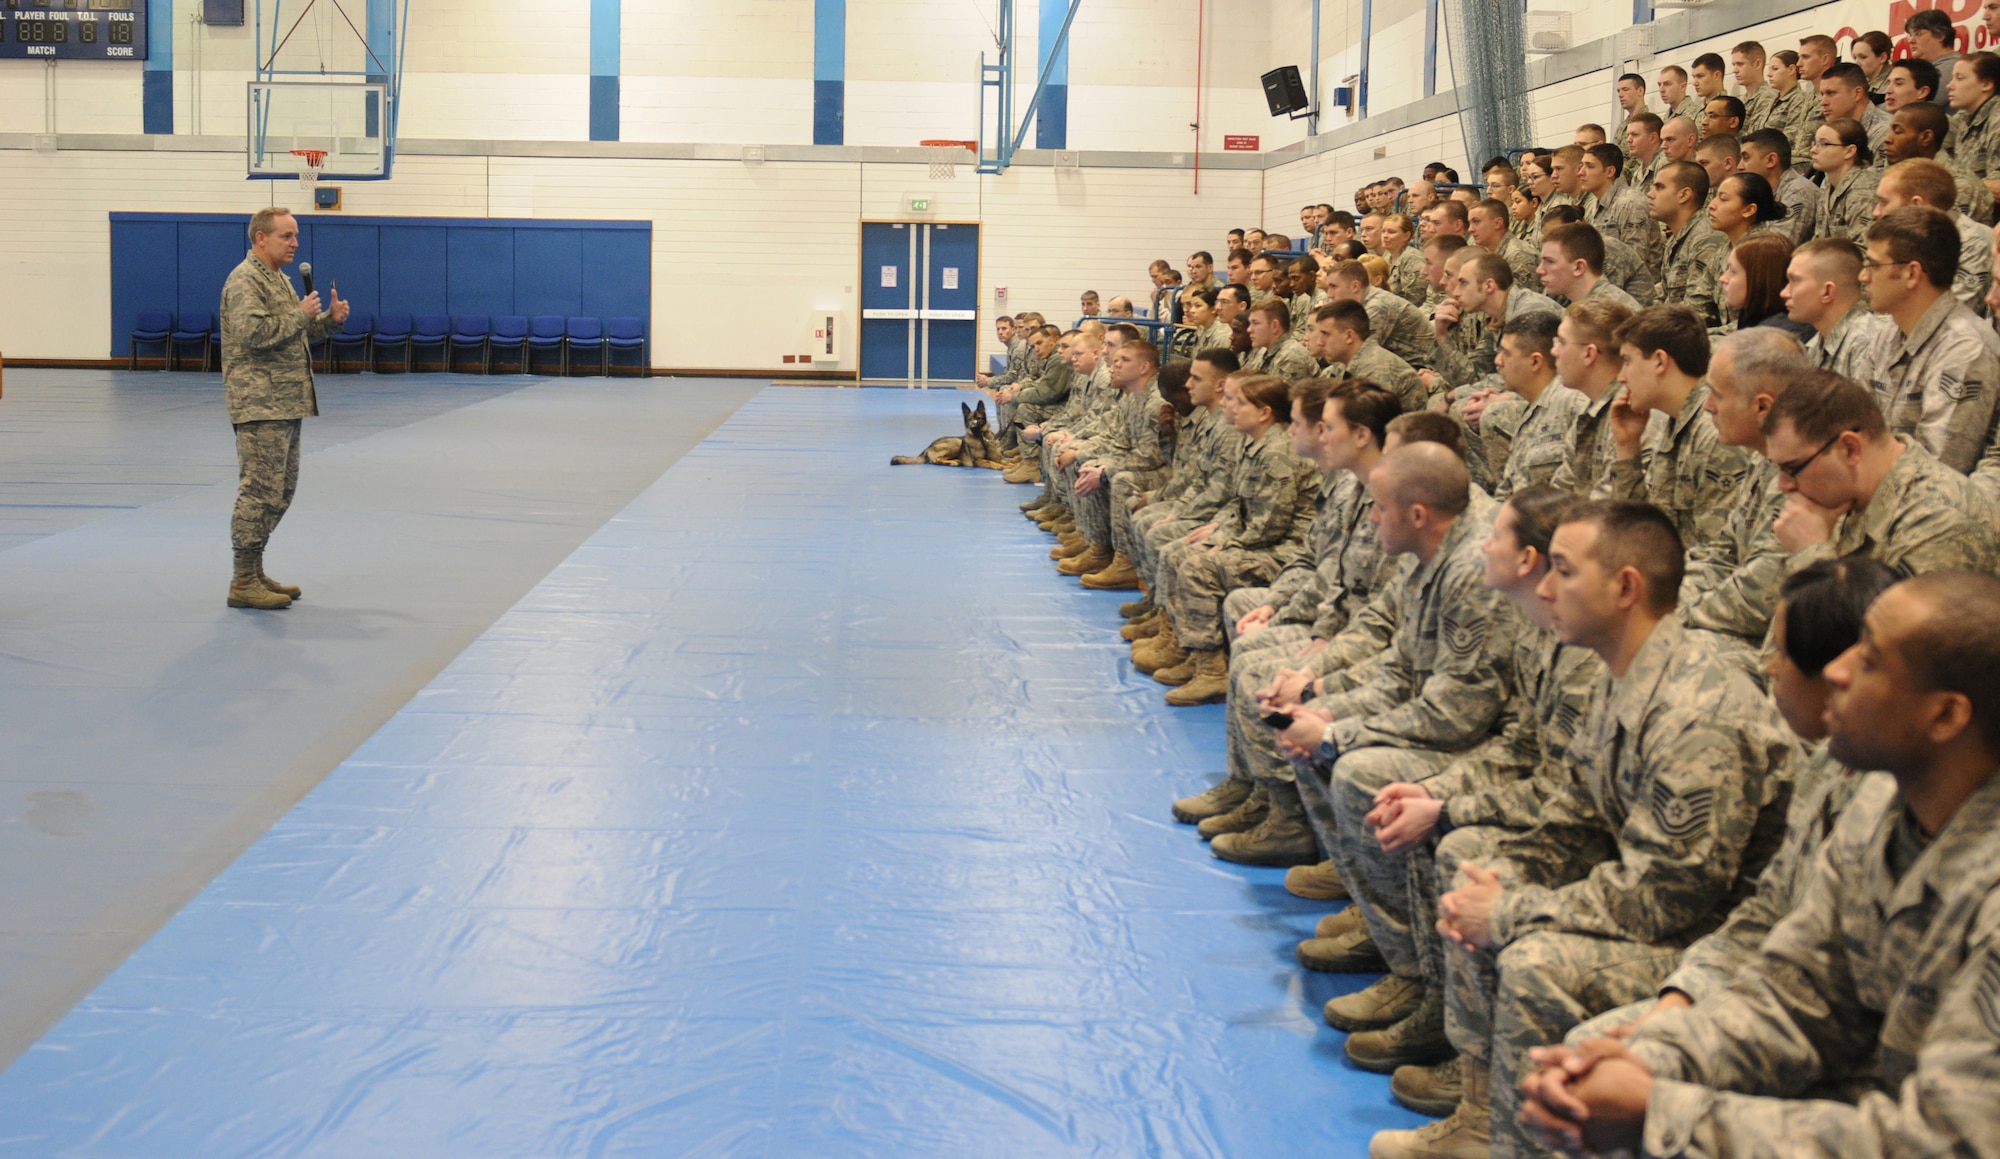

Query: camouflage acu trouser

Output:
[1322, 747, 1455, 979]
[1132, 510, 1197, 589]
[231, 419, 303, 552]
[1159, 545, 1283, 651]
[1222, 588, 1313, 788]
[1436, 828, 1683, 1159]
[1109, 469, 1171, 559]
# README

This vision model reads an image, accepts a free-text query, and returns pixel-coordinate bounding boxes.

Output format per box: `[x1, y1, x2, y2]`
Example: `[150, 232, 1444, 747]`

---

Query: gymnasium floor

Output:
[0, 374, 1419, 1156]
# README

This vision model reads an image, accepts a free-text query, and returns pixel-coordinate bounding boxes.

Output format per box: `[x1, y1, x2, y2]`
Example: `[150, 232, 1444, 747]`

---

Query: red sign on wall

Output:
[1223, 135, 1261, 151]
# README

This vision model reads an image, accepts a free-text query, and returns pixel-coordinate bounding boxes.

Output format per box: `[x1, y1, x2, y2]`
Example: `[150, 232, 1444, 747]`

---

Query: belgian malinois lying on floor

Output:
[890, 400, 1006, 469]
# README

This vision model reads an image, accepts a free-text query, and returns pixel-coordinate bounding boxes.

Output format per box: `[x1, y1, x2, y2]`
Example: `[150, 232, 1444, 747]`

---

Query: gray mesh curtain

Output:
[1441, 0, 1532, 171]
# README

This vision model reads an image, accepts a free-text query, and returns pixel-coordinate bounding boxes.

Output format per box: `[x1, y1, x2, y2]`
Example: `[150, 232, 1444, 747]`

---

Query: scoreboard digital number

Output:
[0, 0, 149, 61]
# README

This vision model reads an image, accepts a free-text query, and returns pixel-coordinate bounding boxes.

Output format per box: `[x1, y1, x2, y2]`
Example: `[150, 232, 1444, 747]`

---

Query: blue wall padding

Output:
[108, 213, 652, 357]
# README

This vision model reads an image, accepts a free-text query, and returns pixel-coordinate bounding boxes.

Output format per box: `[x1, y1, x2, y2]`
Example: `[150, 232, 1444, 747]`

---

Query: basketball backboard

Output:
[246, 80, 391, 180]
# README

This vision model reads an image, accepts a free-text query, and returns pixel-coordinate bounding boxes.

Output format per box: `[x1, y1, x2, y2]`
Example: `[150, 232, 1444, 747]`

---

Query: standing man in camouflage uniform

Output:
[1518, 573, 2000, 1159]
[220, 207, 347, 610]
[1373, 501, 1799, 1159]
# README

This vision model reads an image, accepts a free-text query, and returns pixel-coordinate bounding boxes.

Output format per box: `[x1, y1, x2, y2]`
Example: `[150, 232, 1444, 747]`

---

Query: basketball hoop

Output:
[921, 140, 976, 181]
[291, 148, 328, 202]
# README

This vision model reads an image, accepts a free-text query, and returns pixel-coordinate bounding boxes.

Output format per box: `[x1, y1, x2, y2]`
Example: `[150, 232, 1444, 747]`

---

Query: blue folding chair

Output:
[328, 312, 374, 373]
[448, 315, 492, 374]
[526, 315, 567, 376]
[410, 314, 451, 372]
[168, 310, 213, 372]
[605, 316, 648, 377]
[488, 315, 530, 373]
[209, 314, 224, 371]
[129, 310, 172, 370]
[372, 312, 413, 372]
[565, 317, 606, 376]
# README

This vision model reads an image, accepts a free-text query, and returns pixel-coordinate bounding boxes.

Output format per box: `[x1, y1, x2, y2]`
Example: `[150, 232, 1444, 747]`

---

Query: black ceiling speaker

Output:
[1262, 65, 1312, 118]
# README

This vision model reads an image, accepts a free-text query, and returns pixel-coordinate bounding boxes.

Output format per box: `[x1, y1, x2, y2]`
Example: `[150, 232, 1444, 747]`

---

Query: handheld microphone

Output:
[300, 262, 314, 295]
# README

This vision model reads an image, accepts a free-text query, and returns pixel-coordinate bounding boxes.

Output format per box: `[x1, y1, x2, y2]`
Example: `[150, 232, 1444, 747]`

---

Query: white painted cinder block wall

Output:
[0, 0, 1911, 368]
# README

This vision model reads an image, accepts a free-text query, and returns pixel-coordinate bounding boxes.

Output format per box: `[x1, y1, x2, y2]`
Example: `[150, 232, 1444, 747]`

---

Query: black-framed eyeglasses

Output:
[1774, 430, 1851, 478]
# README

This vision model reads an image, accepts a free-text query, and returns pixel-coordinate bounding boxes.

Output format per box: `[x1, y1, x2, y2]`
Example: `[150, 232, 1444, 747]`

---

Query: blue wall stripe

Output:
[590, 0, 619, 141]
[143, 0, 172, 134]
[1035, 0, 1069, 150]
[365, 0, 395, 140]
[812, 0, 845, 145]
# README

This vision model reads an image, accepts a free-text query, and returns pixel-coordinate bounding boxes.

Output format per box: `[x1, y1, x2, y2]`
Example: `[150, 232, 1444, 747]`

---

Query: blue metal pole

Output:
[1010, 0, 1081, 156]
[1308, 0, 1320, 136]
[1423, 0, 1438, 98]
[1358, 0, 1372, 119]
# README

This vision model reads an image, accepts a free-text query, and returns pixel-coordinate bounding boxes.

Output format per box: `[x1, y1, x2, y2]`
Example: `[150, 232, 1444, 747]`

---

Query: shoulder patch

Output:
[1936, 372, 1977, 402]
[1975, 946, 2000, 1039]
[1442, 613, 1486, 657]
[1650, 782, 1717, 841]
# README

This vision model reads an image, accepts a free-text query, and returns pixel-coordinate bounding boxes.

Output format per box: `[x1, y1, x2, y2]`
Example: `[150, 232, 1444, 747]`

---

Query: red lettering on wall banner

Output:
[1223, 135, 1260, 151]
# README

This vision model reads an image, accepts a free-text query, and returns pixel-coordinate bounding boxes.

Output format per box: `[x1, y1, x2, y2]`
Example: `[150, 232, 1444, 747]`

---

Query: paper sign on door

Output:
[881, 266, 897, 288]
[942, 267, 960, 290]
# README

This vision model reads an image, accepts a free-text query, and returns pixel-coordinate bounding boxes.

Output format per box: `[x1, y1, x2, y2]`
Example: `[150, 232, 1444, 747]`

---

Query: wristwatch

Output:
[1316, 721, 1340, 762]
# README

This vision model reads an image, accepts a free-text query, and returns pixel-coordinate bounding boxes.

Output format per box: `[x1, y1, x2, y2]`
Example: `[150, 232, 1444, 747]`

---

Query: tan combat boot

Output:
[1347, 985, 1453, 1071]
[1152, 654, 1199, 685]
[1059, 545, 1112, 576]
[1297, 922, 1387, 973]
[1171, 778, 1253, 824]
[1004, 459, 1042, 484]
[1118, 593, 1153, 619]
[1210, 780, 1319, 864]
[1054, 538, 1093, 563]
[226, 550, 291, 610]
[259, 566, 302, 600]
[1324, 974, 1426, 1033]
[1391, 1056, 1463, 1118]
[1164, 649, 1229, 705]
[1314, 906, 1365, 940]
[1196, 783, 1267, 840]
[1367, 1055, 1491, 1159]
[1121, 610, 1164, 642]
[1080, 552, 1141, 590]
[1133, 622, 1187, 675]
[1284, 860, 1349, 900]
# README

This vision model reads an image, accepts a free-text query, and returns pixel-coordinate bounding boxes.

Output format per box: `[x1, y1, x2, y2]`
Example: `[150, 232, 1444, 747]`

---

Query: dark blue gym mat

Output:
[0, 386, 1416, 1156]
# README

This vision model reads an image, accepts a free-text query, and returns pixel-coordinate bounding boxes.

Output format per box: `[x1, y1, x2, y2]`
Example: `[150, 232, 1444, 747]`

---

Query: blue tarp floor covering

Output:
[0, 384, 1419, 1156]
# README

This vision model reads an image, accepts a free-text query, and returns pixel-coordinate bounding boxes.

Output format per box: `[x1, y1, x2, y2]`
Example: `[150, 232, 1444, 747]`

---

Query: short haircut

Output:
[1660, 64, 1689, 82]
[1431, 200, 1470, 228]
[1386, 411, 1467, 460]
[1195, 348, 1242, 375]
[1616, 304, 1711, 377]
[1732, 40, 1766, 62]
[1714, 325, 1806, 396]
[1219, 285, 1252, 308]
[1106, 322, 1143, 343]
[1250, 253, 1283, 271]
[1332, 259, 1371, 285]
[1264, 232, 1293, 250]
[1866, 204, 1960, 290]
[1328, 379, 1401, 446]
[1892, 57, 1942, 102]
[1822, 62, 1868, 92]
[1472, 198, 1512, 226]
[1228, 247, 1255, 266]
[1584, 142, 1626, 177]
[1541, 203, 1586, 227]
[1565, 299, 1634, 354]
[1894, 100, 1952, 155]
[1795, 236, 1865, 283]
[1234, 371, 1292, 417]
[1693, 52, 1726, 73]
[1895, 571, 2000, 752]
[1856, 30, 1893, 57]
[1577, 123, 1608, 141]
[1425, 235, 1471, 262]
[1328, 211, 1357, 229]
[1564, 500, 1686, 614]
[1290, 376, 1336, 421]
[1761, 369, 1888, 441]
[1190, 249, 1215, 264]
[1619, 71, 1647, 88]
[1507, 484, 1586, 560]
[1740, 127, 1793, 169]
[1884, 157, 1959, 213]
[1905, 7, 1955, 42]
[1661, 159, 1711, 206]
[1799, 33, 1838, 55]
[1628, 112, 1663, 135]
[1500, 311, 1560, 361]
[1248, 298, 1292, 327]
[1377, 442, 1472, 517]
[1696, 133, 1741, 160]
[1552, 144, 1586, 166]
[1324, 298, 1372, 338]
[248, 207, 293, 240]
[1465, 252, 1516, 291]
[1125, 339, 1163, 370]
[1778, 557, 1903, 677]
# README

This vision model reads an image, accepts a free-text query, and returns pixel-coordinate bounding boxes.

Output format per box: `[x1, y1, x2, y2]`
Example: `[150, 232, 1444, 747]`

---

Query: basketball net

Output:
[921, 140, 975, 182]
[292, 148, 328, 202]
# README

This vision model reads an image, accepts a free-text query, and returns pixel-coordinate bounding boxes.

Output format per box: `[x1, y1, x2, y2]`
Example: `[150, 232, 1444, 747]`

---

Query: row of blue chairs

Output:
[128, 312, 650, 377]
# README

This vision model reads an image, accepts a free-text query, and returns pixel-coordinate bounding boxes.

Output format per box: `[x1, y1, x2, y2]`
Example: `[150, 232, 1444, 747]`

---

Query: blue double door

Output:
[859, 221, 979, 382]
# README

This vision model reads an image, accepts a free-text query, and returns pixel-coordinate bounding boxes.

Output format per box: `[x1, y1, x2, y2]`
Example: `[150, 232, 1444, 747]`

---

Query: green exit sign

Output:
[908, 197, 931, 212]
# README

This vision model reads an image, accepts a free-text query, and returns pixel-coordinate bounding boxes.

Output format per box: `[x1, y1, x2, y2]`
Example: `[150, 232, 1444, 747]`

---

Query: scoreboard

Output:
[1, 0, 149, 61]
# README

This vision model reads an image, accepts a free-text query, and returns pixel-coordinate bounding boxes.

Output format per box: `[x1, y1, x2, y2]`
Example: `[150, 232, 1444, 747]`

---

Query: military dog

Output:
[890, 400, 1006, 469]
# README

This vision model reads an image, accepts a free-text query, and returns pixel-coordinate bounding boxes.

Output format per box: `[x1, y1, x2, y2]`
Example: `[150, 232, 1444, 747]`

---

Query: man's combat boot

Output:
[1171, 778, 1252, 824]
[1164, 649, 1229, 705]
[1314, 906, 1365, 940]
[1119, 593, 1153, 619]
[227, 550, 291, 610]
[1297, 922, 1387, 973]
[1152, 653, 1198, 685]
[1284, 860, 1349, 900]
[259, 565, 302, 600]
[1054, 538, 1093, 563]
[1196, 783, 1267, 840]
[1324, 974, 1426, 1033]
[1367, 1055, 1490, 1159]
[1133, 622, 1186, 675]
[1080, 552, 1141, 590]
[1210, 780, 1319, 865]
[1347, 985, 1453, 1071]
[1059, 545, 1112, 576]
[1121, 610, 1163, 641]
[1390, 1056, 1463, 1118]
